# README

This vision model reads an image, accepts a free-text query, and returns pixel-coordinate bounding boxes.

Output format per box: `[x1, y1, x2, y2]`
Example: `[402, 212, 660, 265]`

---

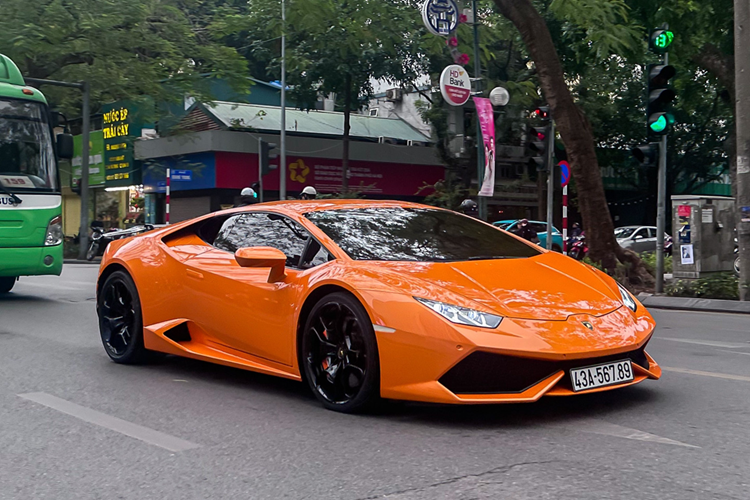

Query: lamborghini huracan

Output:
[96, 200, 660, 412]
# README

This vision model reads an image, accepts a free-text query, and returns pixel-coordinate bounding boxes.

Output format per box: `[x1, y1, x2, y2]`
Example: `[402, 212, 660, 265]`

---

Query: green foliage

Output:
[0, 0, 249, 115]
[639, 252, 673, 275]
[417, 178, 472, 210]
[667, 273, 739, 300]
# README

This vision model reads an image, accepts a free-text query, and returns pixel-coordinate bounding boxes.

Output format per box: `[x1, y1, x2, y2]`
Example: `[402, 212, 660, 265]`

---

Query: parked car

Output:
[494, 220, 563, 252]
[615, 226, 671, 254]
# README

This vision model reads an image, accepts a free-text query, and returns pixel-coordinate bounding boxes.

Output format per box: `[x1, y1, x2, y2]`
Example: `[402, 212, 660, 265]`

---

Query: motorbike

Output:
[568, 235, 588, 261]
[87, 224, 156, 261]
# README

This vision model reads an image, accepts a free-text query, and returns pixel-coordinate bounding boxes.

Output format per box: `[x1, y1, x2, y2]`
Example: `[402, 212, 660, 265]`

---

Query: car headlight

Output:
[44, 215, 63, 246]
[414, 297, 503, 329]
[618, 283, 637, 312]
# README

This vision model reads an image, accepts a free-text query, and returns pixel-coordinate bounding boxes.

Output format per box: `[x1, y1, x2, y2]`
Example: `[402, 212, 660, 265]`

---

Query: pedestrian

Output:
[300, 186, 317, 200]
[235, 187, 257, 207]
[514, 219, 540, 244]
[459, 199, 479, 218]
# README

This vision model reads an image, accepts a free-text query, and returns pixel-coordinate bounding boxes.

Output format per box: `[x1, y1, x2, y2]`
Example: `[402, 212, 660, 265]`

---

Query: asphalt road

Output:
[2, 265, 750, 499]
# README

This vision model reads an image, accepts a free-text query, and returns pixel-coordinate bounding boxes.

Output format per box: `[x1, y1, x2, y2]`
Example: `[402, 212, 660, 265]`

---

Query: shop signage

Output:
[440, 65, 471, 106]
[71, 130, 105, 188]
[103, 101, 146, 187]
[421, 0, 459, 36]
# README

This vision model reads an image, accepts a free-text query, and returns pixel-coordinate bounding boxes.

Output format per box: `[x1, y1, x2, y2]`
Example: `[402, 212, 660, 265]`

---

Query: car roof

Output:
[242, 199, 446, 215]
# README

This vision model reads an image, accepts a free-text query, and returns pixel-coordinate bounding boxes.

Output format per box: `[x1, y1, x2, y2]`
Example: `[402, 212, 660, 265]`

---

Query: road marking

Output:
[18, 392, 200, 452]
[663, 366, 750, 383]
[655, 337, 750, 349]
[550, 418, 698, 448]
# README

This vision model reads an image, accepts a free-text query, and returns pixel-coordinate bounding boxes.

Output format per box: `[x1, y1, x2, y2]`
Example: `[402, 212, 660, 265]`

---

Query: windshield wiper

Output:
[0, 184, 22, 205]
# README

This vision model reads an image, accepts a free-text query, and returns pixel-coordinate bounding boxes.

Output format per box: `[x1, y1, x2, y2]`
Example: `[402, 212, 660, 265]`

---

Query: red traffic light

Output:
[535, 131, 546, 141]
[534, 108, 549, 119]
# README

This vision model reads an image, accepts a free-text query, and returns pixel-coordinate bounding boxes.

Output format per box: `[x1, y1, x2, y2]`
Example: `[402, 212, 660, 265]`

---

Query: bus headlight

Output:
[44, 215, 63, 246]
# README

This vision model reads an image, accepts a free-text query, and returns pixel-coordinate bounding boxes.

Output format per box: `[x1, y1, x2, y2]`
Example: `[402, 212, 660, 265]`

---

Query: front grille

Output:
[439, 346, 650, 395]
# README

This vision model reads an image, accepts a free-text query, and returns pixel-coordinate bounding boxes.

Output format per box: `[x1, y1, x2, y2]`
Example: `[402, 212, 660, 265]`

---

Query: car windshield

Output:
[0, 98, 57, 192]
[614, 227, 637, 239]
[305, 207, 541, 262]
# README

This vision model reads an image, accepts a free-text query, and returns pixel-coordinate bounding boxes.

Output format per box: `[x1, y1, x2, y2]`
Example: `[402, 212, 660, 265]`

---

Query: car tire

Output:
[300, 292, 380, 413]
[97, 270, 152, 364]
[0, 277, 16, 294]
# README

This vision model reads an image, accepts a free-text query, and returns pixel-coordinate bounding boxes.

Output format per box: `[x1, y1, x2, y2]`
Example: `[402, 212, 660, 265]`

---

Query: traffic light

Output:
[650, 29, 674, 54]
[259, 140, 278, 176]
[526, 106, 551, 171]
[526, 126, 550, 171]
[632, 143, 659, 167]
[647, 64, 676, 134]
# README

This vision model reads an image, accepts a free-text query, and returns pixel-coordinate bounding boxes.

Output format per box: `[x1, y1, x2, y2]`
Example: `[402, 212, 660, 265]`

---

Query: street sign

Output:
[421, 0, 459, 36]
[171, 169, 192, 181]
[439, 65, 471, 106]
[559, 160, 570, 187]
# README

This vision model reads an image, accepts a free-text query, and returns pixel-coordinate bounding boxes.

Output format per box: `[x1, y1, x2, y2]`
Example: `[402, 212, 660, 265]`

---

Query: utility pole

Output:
[654, 51, 669, 294]
[279, 0, 287, 202]
[736, 0, 750, 300]
[545, 121, 556, 249]
[26, 77, 90, 260]
[471, 0, 486, 220]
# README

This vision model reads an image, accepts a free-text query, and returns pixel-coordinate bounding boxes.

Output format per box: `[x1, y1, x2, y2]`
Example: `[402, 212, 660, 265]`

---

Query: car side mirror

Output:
[57, 133, 74, 159]
[234, 247, 286, 283]
[633, 234, 642, 240]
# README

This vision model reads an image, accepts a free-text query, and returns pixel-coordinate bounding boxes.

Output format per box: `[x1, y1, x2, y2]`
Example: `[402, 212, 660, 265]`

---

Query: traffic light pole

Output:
[545, 121, 556, 249]
[655, 52, 669, 294]
[472, 0, 486, 221]
[258, 136, 264, 203]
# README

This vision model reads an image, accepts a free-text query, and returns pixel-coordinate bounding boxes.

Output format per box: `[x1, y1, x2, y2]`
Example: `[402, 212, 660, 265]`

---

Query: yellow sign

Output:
[289, 159, 310, 183]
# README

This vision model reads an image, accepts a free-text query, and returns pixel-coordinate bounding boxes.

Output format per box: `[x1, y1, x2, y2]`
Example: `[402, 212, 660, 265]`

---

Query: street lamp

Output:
[489, 87, 510, 107]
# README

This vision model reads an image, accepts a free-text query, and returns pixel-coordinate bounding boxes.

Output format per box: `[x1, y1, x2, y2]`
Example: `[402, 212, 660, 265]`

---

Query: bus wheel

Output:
[0, 277, 17, 294]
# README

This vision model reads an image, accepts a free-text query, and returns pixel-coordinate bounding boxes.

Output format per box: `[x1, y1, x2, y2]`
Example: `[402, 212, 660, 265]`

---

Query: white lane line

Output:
[18, 392, 200, 452]
[549, 419, 698, 448]
[654, 337, 750, 349]
[663, 366, 750, 383]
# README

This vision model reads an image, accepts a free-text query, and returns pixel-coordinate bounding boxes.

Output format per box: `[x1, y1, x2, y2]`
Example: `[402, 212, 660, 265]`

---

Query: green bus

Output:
[0, 54, 72, 294]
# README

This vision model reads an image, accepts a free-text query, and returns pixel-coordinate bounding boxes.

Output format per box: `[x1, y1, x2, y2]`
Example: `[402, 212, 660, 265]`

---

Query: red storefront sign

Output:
[215, 152, 444, 197]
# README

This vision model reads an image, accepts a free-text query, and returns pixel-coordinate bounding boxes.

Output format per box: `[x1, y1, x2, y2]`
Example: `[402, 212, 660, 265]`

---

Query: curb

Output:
[638, 293, 750, 315]
[64, 259, 101, 264]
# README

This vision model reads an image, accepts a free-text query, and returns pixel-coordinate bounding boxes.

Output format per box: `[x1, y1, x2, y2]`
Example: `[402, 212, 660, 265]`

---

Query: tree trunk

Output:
[493, 0, 649, 282]
[342, 73, 351, 193]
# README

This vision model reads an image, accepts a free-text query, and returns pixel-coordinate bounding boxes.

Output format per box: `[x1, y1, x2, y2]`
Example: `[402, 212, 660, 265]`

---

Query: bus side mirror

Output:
[57, 133, 74, 159]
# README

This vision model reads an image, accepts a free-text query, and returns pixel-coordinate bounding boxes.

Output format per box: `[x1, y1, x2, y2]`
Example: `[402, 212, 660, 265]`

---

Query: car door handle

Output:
[186, 269, 203, 280]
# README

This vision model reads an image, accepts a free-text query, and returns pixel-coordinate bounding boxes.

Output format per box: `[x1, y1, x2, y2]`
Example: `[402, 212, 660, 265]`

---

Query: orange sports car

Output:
[96, 200, 660, 412]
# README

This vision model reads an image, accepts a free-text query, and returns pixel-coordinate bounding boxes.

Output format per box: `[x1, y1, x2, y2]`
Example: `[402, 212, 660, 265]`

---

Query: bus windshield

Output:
[0, 98, 57, 192]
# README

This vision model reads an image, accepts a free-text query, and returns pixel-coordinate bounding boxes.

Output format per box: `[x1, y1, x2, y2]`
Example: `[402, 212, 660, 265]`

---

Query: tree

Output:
[223, 0, 430, 191]
[0, 0, 249, 114]
[492, 0, 650, 277]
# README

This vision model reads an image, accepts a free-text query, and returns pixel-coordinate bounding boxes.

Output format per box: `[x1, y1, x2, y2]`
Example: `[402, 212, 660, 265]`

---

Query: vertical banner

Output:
[474, 97, 495, 197]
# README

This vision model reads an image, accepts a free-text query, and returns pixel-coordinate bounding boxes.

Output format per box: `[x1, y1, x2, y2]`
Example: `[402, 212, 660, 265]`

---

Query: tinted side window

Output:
[214, 213, 310, 267]
[634, 228, 648, 239]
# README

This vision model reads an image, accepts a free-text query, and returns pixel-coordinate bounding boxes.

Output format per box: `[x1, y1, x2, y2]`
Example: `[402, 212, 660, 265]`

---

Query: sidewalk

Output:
[638, 293, 750, 315]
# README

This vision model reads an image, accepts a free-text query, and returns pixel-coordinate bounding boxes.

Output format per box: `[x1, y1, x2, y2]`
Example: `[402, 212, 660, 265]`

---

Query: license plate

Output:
[570, 359, 633, 392]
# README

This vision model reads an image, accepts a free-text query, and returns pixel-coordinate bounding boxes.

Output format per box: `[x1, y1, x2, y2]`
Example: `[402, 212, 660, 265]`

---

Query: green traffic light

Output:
[649, 115, 668, 133]
[654, 31, 674, 49]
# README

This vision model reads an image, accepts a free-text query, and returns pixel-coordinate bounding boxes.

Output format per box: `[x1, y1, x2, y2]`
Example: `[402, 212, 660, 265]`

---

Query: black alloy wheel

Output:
[0, 276, 16, 294]
[301, 292, 380, 413]
[97, 270, 150, 364]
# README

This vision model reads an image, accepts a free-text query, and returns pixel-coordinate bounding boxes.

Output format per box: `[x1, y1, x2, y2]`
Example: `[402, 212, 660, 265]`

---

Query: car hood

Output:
[357, 252, 622, 321]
